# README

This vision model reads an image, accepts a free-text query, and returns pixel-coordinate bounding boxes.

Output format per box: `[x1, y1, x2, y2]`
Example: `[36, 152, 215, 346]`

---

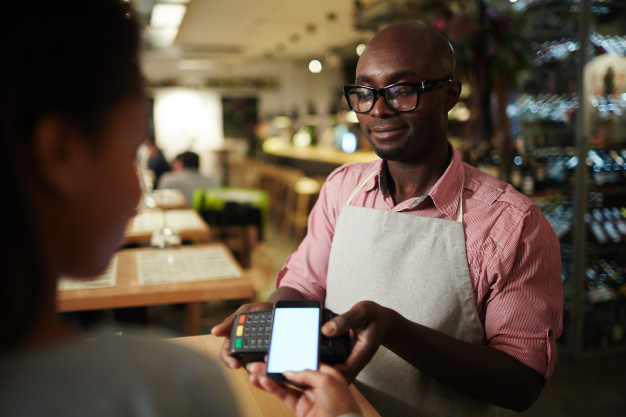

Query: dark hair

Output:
[0, 0, 142, 351]
[177, 151, 201, 170]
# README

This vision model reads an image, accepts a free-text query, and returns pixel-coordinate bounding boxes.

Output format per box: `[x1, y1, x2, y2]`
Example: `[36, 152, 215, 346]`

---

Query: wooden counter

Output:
[262, 145, 379, 177]
[171, 334, 382, 417]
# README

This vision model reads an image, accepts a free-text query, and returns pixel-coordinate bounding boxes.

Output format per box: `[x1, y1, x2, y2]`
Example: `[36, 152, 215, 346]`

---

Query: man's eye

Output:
[356, 90, 373, 99]
[393, 87, 415, 96]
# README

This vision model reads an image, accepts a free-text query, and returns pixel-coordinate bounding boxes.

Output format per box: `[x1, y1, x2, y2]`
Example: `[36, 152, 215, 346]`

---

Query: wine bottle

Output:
[592, 208, 621, 244]
[612, 207, 626, 236]
[585, 212, 608, 244]
[534, 148, 548, 192]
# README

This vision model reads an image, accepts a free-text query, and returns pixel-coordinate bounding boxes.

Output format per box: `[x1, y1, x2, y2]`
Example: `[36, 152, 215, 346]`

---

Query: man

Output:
[213, 22, 562, 416]
[158, 151, 219, 207]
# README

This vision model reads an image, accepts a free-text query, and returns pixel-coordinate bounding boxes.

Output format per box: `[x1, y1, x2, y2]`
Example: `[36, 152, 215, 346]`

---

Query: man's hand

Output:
[210, 301, 274, 369]
[259, 365, 361, 417]
[210, 286, 306, 377]
[321, 301, 393, 382]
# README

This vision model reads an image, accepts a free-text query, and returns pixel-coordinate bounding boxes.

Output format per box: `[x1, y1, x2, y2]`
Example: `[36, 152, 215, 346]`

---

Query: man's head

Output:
[349, 22, 461, 162]
[174, 151, 201, 171]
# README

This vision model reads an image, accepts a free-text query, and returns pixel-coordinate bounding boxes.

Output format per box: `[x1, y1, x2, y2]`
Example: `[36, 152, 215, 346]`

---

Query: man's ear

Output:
[444, 80, 462, 112]
[31, 115, 90, 196]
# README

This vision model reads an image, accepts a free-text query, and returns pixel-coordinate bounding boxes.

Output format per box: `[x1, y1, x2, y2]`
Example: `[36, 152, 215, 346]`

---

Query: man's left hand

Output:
[321, 300, 393, 382]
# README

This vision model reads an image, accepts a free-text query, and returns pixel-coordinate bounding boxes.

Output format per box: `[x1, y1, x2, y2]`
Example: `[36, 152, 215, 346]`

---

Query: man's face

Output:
[354, 34, 453, 163]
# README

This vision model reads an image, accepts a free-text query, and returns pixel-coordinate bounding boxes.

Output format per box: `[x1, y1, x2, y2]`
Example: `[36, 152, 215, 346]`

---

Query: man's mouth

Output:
[369, 125, 408, 140]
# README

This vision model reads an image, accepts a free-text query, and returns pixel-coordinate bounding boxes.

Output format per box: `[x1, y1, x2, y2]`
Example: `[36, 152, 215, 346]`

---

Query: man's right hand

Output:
[210, 301, 274, 369]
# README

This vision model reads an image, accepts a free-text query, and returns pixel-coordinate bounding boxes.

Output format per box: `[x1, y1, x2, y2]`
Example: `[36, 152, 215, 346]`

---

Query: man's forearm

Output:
[266, 286, 306, 303]
[383, 308, 544, 412]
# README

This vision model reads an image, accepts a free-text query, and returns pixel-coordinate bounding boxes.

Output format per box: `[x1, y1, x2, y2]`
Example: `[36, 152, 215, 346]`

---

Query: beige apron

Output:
[326, 169, 497, 417]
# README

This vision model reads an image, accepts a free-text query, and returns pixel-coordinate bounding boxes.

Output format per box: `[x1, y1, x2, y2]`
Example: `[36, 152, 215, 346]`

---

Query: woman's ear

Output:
[445, 80, 462, 112]
[31, 115, 90, 196]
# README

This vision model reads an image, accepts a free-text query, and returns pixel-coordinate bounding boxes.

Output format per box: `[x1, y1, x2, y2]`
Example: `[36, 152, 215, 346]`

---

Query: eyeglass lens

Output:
[347, 85, 419, 113]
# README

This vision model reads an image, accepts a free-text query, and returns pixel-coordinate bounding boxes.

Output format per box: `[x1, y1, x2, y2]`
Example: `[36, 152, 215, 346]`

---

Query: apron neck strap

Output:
[346, 168, 378, 205]
[455, 182, 463, 223]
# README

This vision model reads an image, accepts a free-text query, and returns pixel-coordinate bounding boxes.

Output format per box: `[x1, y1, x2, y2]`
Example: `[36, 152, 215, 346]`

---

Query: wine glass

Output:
[150, 190, 181, 248]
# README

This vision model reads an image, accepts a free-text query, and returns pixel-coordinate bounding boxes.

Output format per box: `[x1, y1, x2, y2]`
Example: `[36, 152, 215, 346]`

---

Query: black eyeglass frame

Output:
[343, 77, 454, 114]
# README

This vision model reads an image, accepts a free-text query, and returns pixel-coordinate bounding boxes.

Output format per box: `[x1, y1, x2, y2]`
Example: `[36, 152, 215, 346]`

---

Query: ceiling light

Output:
[356, 43, 366, 56]
[151, 4, 186, 28]
[309, 59, 322, 73]
[146, 27, 179, 49]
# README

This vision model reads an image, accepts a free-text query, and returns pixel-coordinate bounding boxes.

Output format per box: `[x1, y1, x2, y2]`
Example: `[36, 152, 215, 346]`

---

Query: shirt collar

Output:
[428, 145, 465, 220]
[373, 143, 465, 219]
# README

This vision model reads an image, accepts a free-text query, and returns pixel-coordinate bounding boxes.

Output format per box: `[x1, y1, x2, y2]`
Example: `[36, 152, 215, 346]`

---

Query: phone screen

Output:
[266, 303, 320, 377]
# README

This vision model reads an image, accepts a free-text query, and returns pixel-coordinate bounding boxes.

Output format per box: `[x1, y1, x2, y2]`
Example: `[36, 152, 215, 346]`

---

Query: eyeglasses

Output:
[343, 78, 453, 114]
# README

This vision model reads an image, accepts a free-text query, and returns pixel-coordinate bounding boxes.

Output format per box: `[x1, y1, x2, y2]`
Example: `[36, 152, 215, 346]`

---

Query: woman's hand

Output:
[259, 365, 361, 417]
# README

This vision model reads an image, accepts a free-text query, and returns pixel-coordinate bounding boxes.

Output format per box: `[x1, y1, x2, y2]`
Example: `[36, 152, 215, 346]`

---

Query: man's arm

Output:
[325, 301, 543, 412]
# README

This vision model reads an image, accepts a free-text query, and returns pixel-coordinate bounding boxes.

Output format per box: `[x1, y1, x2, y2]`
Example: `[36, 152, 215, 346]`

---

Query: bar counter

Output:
[261, 145, 379, 177]
[171, 334, 382, 417]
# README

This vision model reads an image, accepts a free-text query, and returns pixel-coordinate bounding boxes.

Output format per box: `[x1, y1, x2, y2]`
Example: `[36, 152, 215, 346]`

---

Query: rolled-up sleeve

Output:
[482, 205, 563, 381]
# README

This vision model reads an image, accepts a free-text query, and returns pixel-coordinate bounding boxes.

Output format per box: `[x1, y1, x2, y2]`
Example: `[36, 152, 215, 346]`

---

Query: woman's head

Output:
[0, 0, 145, 350]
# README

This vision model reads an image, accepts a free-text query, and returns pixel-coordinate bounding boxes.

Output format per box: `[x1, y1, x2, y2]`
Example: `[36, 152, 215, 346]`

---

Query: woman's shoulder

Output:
[0, 329, 238, 417]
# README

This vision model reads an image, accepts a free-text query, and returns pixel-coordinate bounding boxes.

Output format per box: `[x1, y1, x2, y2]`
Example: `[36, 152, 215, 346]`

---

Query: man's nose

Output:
[369, 95, 396, 117]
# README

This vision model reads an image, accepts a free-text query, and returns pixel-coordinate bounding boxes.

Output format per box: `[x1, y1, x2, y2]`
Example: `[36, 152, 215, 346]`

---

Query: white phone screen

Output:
[266, 307, 320, 373]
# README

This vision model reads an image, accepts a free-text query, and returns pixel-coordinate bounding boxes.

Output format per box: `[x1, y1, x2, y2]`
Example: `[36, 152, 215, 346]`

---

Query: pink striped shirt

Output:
[277, 147, 563, 381]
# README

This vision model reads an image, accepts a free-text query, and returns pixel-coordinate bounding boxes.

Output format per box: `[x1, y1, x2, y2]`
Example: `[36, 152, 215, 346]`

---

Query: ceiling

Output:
[134, 0, 377, 69]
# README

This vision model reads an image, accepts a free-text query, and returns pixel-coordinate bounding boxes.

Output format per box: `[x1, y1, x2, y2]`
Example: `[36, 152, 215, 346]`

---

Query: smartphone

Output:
[266, 300, 321, 385]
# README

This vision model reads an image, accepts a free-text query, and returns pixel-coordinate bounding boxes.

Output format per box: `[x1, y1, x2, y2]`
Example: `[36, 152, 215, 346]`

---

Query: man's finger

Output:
[322, 303, 370, 336]
[218, 337, 241, 369]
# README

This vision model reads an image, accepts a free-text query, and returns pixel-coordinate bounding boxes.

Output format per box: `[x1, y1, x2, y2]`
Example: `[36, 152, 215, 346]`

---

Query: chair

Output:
[281, 176, 324, 241]
[193, 187, 268, 268]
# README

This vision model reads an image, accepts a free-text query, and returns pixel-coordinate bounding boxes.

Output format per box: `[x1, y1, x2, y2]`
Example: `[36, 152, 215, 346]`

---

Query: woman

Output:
[0, 1, 359, 416]
[0, 1, 239, 415]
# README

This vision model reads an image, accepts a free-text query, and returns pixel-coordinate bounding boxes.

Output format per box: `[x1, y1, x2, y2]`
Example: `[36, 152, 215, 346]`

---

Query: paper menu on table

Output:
[57, 256, 118, 291]
[130, 210, 205, 233]
[137, 246, 242, 285]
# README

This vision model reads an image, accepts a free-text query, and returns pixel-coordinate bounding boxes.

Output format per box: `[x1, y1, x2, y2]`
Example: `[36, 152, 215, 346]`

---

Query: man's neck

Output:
[385, 145, 451, 205]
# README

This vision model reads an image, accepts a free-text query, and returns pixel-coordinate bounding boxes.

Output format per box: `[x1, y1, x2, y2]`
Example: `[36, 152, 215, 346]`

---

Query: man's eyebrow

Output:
[355, 71, 422, 84]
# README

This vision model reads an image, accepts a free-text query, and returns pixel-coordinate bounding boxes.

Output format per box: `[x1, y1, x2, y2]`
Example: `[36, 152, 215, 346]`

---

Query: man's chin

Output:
[372, 145, 407, 160]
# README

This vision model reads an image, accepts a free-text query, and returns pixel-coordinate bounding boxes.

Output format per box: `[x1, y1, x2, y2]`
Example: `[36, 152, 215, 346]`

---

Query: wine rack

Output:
[515, 0, 626, 358]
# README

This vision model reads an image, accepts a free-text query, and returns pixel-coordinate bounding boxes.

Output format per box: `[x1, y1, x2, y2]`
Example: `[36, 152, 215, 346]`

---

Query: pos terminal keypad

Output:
[230, 310, 273, 363]
[229, 308, 351, 365]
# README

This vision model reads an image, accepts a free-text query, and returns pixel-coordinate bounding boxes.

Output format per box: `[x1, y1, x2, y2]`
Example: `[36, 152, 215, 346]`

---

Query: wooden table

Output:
[57, 244, 255, 335]
[171, 334, 382, 417]
[124, 208, 210, 245]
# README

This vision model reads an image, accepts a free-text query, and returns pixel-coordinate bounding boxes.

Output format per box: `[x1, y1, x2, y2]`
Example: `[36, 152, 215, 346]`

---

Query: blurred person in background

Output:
[145, 136, 171, 186]
[158, 151, 219, 207]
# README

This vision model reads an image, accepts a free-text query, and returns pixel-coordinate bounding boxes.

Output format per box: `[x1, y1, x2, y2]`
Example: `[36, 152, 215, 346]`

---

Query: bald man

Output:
[213, 22, 562, 417]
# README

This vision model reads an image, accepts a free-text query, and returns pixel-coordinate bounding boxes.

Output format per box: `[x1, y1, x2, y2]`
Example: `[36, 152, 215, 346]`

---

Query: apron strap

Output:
[456, 182, 463, 223]
[345, 168, 379, 205]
